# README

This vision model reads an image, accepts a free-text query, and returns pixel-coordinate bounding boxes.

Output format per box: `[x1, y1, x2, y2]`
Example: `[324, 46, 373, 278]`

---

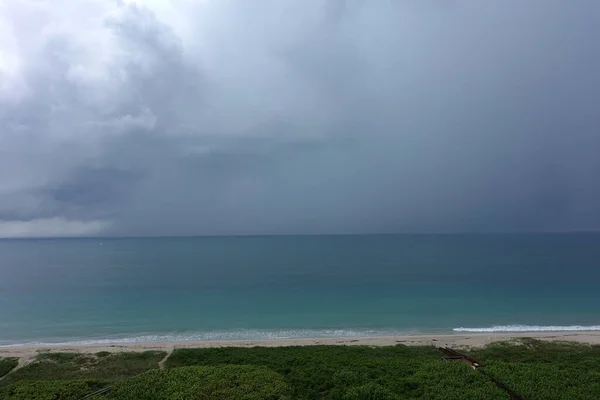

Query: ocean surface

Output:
[1, 234, 600, 346]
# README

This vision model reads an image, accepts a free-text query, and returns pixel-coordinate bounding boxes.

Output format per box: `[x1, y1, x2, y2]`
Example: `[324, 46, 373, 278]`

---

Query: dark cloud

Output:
[0, 0, 599, 237]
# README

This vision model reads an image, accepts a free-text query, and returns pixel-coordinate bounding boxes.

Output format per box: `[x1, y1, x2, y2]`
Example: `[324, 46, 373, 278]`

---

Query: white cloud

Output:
[0, 218, 111, 238]
[86, 107, 157, 133]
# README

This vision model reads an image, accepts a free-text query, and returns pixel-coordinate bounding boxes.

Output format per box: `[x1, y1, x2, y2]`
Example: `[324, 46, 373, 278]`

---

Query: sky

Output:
[0, 0, 599, 238]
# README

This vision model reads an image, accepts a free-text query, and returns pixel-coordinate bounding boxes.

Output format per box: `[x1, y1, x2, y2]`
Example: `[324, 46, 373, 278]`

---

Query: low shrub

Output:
[407, 361, 506, 400]
[0, 379, 101, 400]
[343, 383, 402, 400]
[166, 345, 439, 399]
[0, 357, 19, 378]
[2, 351, 165, 385]
[486, 361, 600, 400]
[164, 345, 508, 399]
[469, 339, 600, 400]
[108, 365, 288, 400]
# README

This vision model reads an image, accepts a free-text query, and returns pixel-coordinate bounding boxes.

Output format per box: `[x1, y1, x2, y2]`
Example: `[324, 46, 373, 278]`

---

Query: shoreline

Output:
[2, 331, 599, 360]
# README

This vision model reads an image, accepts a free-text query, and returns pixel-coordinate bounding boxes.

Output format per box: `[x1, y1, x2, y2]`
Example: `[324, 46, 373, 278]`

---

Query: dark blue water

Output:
[1, 234, 600, 345]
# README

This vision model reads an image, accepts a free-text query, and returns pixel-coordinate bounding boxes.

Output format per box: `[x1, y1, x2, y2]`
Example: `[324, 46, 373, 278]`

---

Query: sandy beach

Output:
[2, 331, 599, 362]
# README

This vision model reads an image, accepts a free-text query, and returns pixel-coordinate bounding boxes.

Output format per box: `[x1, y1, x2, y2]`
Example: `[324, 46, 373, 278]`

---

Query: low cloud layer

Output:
[1, 0, 599, 237]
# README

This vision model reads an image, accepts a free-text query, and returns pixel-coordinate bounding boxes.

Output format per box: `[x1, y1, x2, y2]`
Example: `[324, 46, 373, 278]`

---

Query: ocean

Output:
[1, 234, 600, 346]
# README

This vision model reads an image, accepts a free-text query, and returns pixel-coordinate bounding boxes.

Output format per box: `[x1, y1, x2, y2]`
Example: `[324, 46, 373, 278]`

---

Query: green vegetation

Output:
[2, 340, 600, 399]
[468, 339, 600, 400]
[108, 365, 287, 400]
[0, 357, 19, 378]
[0, 379, 102, 400]
[1, 351, 165, 386]
[342, 382, 401, 400]
[166, 345, 506, 399]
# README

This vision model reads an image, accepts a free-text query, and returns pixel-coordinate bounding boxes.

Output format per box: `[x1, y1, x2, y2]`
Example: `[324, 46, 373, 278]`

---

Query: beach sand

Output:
[2, 331, 600, 362]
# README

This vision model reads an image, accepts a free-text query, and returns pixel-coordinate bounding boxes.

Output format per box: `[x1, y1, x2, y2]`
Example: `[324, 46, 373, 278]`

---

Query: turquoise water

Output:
[1, 234, 600, 346]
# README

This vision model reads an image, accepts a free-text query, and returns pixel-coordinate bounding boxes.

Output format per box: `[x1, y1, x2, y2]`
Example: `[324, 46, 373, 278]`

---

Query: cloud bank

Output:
[1, 0, 599, 237]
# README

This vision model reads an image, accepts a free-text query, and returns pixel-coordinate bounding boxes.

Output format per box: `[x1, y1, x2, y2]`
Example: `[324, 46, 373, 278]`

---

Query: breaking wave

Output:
[453, 325, 600, 333]
[0, 328, 410, 347]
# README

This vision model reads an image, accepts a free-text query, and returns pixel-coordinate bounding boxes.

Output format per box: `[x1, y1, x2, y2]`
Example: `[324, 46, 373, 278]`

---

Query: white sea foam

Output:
[4, 325, 599, 347]
[0, 329, 409, 348]
[453, 325, 600, 333]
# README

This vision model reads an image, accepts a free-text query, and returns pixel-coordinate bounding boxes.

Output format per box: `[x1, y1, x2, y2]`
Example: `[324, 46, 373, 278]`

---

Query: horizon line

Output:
[1, 230, 600, 240]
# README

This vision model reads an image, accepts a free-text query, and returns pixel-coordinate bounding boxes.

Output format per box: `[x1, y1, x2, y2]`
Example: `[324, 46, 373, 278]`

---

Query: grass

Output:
[0, 357, 19, 378]
[0, 351, 166, 386]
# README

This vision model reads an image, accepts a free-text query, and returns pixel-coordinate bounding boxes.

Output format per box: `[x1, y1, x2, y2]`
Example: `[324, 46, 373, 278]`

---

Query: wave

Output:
[0, 328, 411, 348]
[453, 325, 600, 333]
[4, 325, 599, 347]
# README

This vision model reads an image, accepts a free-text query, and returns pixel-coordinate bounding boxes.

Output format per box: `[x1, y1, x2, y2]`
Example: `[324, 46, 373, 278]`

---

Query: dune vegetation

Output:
[0, 357, 19, 378]
[1, 340, 599, 399]
[467, 339, 600, 400]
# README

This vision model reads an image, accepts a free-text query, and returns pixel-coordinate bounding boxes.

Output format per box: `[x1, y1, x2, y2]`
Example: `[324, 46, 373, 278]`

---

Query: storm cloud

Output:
[1, 0, 599, 237]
